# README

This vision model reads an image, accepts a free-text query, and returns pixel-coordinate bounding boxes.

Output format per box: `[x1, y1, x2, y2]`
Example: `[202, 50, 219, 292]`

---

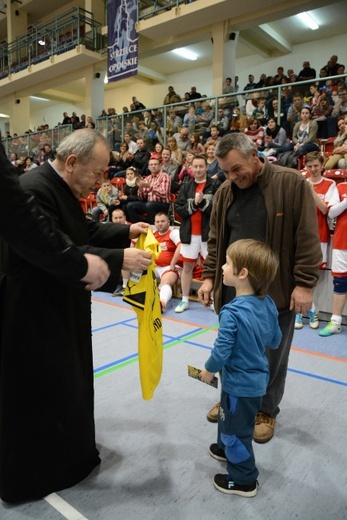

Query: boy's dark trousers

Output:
[217, 390, 261, 485]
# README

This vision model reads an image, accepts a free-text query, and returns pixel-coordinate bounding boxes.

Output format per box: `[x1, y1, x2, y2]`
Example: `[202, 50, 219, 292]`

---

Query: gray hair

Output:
[55, 129, 110, 164]
[215, 133, 257, 159]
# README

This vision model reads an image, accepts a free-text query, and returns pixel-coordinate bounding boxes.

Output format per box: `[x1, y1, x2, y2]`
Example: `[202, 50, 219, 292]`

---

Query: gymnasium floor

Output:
[1, 293, 347, 520]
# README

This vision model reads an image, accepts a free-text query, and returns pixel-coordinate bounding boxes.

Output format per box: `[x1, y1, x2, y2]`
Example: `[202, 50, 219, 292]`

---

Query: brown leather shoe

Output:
[253, 412, 276, 443]
[207, 402, 220, 423]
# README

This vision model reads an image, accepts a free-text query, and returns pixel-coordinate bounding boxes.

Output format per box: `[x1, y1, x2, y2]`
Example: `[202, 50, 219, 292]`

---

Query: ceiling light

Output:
[0, 112, 9, 118]
[172, 48, 197, 61]
[297, 12, 319, 30]
[30, 96, 50, 101]
[38, 39, 45, 46]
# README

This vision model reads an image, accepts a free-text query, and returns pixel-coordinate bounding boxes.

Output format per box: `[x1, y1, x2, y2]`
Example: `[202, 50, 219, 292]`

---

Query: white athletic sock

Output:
[160, 284, 172, 304]
[122, 278, 129, 289]
[331, 314, 342, 325]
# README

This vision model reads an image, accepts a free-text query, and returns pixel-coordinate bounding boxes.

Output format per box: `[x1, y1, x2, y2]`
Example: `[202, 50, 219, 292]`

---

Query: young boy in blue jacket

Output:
[200, 239, 282, 497]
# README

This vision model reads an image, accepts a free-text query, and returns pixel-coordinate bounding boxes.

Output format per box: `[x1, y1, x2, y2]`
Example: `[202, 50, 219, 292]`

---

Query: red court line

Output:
[291, 346, 347, 364]
[92, 297, 219, 331]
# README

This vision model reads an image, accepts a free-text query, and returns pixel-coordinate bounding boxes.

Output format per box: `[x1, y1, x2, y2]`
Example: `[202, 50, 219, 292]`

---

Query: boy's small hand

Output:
[200, 368, 215, 384]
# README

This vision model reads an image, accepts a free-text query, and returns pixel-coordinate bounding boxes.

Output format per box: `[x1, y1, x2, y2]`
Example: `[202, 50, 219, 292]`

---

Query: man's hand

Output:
[122, 248, 152, 271]
[198, 278, 214, 307]
[290, 286, 314, 314]
[81, 253, 110, 291]
[200, 368, 215, 384]
[129, 222, 149, 239]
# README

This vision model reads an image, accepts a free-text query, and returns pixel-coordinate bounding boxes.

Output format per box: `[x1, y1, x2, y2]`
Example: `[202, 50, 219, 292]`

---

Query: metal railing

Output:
[0, 8, 104, 80]
[3, 125, 72, 158]
[95, 74, 347, 149]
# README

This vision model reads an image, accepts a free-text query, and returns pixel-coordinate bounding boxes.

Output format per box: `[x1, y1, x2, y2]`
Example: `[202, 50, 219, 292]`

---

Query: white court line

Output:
[44, 493, 89, 520]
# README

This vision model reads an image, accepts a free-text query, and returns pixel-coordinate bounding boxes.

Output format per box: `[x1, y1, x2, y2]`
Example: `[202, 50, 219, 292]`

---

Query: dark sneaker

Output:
[209, 443, 227, 462]
[213, 474, 258, 497]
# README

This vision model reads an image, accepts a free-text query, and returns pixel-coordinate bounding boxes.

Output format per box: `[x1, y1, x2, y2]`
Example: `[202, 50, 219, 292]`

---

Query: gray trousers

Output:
[260, 310, 295, 417]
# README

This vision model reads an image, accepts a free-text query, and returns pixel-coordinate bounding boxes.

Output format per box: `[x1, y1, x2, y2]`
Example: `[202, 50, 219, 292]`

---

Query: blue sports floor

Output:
[1, 293, 347, 520]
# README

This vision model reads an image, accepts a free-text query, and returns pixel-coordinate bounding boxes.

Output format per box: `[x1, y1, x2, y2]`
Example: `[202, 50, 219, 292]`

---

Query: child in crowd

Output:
[295, 152, 339, 330]
[91, 179, 119, 221]
[200, 239, 282, 497]
[319, 178, 347, 336]
[116, 166, 140, 218]
[177, 150, 195, 184]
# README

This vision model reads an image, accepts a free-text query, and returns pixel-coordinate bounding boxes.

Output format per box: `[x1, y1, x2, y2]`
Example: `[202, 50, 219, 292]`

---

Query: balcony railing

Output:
[0, 7, 104, 80]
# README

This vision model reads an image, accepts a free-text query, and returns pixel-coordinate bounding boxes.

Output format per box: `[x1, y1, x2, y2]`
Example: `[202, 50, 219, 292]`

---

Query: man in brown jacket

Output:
[198, 133, 321, 443]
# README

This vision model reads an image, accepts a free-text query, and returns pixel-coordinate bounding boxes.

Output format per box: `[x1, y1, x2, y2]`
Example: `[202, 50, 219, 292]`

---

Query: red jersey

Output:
[154, 228, 181, 267]
[191, 182, 206, 236]
[333, 183, 347, 250]
[309, 177, 339, 243]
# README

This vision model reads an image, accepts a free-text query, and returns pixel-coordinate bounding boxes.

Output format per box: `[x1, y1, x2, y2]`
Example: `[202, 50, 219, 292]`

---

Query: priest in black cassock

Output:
[0, 129, 151, 503]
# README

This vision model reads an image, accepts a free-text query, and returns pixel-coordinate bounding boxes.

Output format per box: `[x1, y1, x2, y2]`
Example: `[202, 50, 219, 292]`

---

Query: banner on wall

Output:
[107, 0, 138, 83]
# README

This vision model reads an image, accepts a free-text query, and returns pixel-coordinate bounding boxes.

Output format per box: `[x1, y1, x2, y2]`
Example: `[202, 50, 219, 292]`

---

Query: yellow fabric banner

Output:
[123, 229, 163, 400]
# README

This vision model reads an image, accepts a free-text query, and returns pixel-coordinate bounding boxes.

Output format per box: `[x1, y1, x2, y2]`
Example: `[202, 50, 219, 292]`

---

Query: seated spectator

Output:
[245, 92, 261, 118]
[252, 97, 267, 125]
[167, 136, 183, 167]
[160, 147, 179, 193]
[167, 110, 182, 136]
[163, 86, 181, 105]
[42, 144, 55, 162]
[188, 133, 204, 154]
[312, 94, 333, 121]
[324, 115, 347, 169]
[278, 106, 319, 158]
[286, 92, 310, 131]
[189, 86, 202, 100]
[177, 150, 195, 185]
[332, 87, 347, 118]
[144, 121, 160, 150]
[244, 117, 265, 149]
[242, 74, 256, 102]
[262, 117, 287, 156]
[23, 156, 38, 172]
[151, 142, 163, 161]
[322, 55, 340, 77]
[204, 125, 221, 145]
[297, 61, 316, 81]
[153, 212, 182, 312]
[131, 138, 151, 175]
[308, 84, 321, 108]
[273, 66, 287, 85]
[114, 166, 140, 218]
[207, 108, 230, 137]
[126, 157, 171, 224]
[196, 101, 214, 131]
[109, 142, 131, 178]
[173, 128, 190, 151]
[328, 87, 347, 137]
[229, 107, 247, 133]
[123, 131, 138, 154]
[91, 179, 119, 221]
[183, 107, 199, 134]
[131, 96, 146, 111]
[135, 120, 148, 140]
[223, 77, 234, 95]
[320, 79, 338, 103]
[205, 142, 223, 183]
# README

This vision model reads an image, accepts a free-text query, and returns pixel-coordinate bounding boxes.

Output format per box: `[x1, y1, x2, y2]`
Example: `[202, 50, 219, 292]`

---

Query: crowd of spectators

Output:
[3, 54, 346, 181]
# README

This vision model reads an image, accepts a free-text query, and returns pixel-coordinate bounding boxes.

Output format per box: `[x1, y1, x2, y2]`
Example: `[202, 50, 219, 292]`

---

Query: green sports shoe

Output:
[319, 321, 342, 337]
